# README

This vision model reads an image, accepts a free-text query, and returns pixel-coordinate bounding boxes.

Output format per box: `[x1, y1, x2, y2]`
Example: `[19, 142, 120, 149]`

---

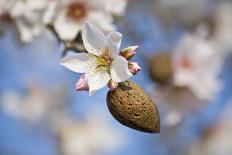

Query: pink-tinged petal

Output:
[110, 56, 133, 82]
[75, 74, 89, 91]
[106, 31, 122, 58]
[120, 45, 139, 60]
[60, 53, 94, 73]
[82, 22, 106, 56]
[128, 62, 141, 75]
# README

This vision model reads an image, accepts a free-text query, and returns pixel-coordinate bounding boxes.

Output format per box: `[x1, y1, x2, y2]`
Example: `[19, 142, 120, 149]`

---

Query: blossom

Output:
[53, 110, 125, 155]
[188, 99, 232, 155]
[172, 30, 223, 101]
[92, 0, 127, 16]
[0, 0, 15, 33]
[9, 0, 47, 42]
[212, 1, 232, 54]
[44, 0, 126, 41]
[0, 0, 15, 16]
[150, 84, 203, 127]
[0, 84, 66, 123]
[60, 22, 139, 95]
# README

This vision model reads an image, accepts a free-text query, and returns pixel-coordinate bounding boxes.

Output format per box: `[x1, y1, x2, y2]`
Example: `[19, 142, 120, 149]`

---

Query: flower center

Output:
[94, 48, 112, 72]
[179, 57, 192, 69]
[66, 2, 87, 21]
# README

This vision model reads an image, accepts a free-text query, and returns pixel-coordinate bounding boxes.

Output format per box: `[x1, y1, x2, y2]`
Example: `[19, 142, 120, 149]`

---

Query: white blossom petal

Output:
[82, 22, 106, 56]
[87, 0, 126, 16]
[105, 0, 127, 16]
[106, 31, 122, 58]
[15, 19, 44, 43]
[86, 11, 116, 32]
[54, 11, 81, 40]
[9, 1, 25, 17]
[88, 70, 110, 95]
[0, 0, 15, 15]
[15, 20, 33, 43]
[42, 1, 57, 24]
[60, 53, 94, 73]
[110, 56, 132, 82]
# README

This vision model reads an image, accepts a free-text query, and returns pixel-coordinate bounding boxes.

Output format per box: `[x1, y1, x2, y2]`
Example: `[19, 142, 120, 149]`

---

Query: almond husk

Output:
[107, 80, 160, 133]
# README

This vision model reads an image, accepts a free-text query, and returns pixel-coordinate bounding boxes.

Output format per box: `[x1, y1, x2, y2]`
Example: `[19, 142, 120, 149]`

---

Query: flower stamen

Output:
[66, 2, 87, 21]
[91, 48, 112, 73]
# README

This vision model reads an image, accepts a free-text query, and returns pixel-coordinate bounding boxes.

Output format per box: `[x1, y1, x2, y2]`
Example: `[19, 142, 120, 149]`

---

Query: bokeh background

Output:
[0, 0, 232, 155]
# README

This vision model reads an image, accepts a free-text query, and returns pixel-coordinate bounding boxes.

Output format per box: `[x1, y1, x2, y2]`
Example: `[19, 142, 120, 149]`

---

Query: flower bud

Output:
[108, 80, 118, 90]
[128, 62, 141, 75]
[75, 74, 89, 91]
[120, 45, 139, 60]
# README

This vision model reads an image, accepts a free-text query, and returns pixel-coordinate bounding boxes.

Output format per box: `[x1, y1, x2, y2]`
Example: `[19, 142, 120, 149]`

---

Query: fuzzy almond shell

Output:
[107, 80, 160, 133]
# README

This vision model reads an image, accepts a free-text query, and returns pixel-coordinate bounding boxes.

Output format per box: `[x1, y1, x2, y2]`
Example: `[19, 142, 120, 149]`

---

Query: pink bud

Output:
[120, 45, 139, 60]
[75, 74, 89, 91]
[128, 62, 141, 75]
[108, 80, 118, 90]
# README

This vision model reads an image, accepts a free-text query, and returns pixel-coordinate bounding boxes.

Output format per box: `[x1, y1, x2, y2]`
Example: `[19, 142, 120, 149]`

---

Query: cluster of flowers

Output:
[0, 0, 140, 95]
[0, 0, 126, 42]
[149, 0, 232, 127]
[151, 0, 232, 103]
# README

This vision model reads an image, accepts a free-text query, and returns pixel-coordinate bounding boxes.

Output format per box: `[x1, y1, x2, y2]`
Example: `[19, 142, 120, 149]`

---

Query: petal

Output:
[86, 11, 116, 32]
[15, 20, 38, 43]
[82, 22, 106, 56]
[106, 31, 122, 58]
[54, 11, 81, 40]
[128, 62, 141, 75]
[110, 56, 133, 82]
[42, 1, 57, 24]
[26, 0, 46, 10]
[88, 70, 110, 95]
[9, 1, 24, 17]
[60, 53, 94, 73]
[105, 0, 127, 16]
[75, 74, 89, 91]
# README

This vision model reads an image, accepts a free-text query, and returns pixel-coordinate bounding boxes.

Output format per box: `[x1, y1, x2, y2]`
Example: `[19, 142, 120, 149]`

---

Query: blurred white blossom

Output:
[212, 1, 232, 54]
[0, 0, 15, 33]
[60, 22, 137, 95]
[172, 29, 223, 101]
[0, 84, 66, 123]
[44, 0, 127, 41]
[0, 0, 15, 16]
[53, 112, 125, 155]
[189, 99, 232, 155]
[9, 0, 47, 42]
[152, 85, 202, 127]
[89, 0, 127, 16]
